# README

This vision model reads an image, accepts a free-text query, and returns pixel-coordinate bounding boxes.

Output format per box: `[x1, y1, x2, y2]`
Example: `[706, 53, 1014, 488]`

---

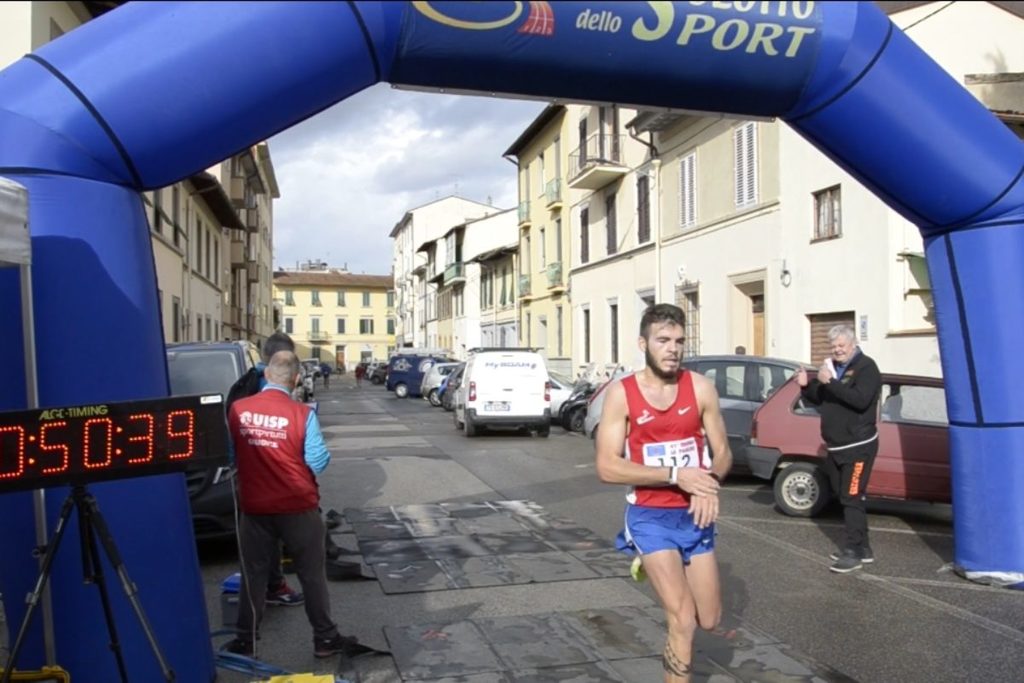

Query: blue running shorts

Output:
[615, 505, 715, 564]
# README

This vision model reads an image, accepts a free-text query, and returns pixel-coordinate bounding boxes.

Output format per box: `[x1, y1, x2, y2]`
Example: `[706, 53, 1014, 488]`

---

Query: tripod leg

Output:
[0, 494, 75, 683]
[79, 498, 130, 683]
[81, 494, 175, 682]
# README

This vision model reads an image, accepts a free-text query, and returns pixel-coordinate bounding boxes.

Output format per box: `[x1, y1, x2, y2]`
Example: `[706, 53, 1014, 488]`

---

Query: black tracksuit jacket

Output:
[800, 351, 882, 449]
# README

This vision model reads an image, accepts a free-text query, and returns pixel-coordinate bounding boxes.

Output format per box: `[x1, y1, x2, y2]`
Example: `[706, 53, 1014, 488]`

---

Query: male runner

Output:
[596, 303, 732, 682]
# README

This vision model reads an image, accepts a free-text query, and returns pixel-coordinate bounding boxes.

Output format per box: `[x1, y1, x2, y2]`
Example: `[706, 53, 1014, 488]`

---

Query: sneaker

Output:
[222, 638, 254, 657]
[829, 548, 863, 574]
[265, 583, 305, 606]
[829, 546, 874, 564]
[314, 633, 388, 659]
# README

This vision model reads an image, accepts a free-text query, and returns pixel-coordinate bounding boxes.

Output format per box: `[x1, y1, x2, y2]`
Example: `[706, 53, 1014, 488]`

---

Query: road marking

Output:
[574, 463, 593, 469]
[720, 514, 953, 537]
[872, 574, 1020, 594]
[718, 518, 1024, 645]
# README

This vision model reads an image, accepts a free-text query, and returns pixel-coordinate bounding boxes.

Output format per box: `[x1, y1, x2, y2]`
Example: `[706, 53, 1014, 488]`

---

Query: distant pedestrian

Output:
[354, 363, 366, 387]
[795, 324, 881, 573]
[321, 363, 332, 389]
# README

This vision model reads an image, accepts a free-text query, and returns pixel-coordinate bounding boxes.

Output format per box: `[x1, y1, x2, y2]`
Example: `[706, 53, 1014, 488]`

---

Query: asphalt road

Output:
[200, 377, 1024, 682]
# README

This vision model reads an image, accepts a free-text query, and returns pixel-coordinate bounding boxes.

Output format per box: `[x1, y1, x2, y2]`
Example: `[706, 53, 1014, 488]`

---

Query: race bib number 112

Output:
[642, 438, 701, 469]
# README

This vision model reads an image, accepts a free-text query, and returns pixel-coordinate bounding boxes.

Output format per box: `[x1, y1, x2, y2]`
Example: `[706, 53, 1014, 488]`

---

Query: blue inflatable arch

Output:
[0, 1, 1022, 679]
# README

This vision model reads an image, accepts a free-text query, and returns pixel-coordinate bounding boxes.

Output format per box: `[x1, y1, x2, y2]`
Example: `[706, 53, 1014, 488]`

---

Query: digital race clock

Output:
[0, 394, 230, 493]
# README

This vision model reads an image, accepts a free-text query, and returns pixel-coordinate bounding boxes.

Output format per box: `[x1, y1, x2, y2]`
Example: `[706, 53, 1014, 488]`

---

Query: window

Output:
[311, 290, 321, 306]
[637, 174, 651, 243]
[605, 194, 617, 255]
[362, 291, 371, 307]
[680, 153, 696, 228]
[756, 364, 796, 400]
[195, 218, 202, 271]
[676, 283, 700, 357]
[205, 228, 211, 278]
[206, 316, 212, 342]
[813, 185, 842, 240]
[213, 239, 219, 285]
[539, 227, 546, 268]
[387, 291, 394, 308]
[695, 362, 746, 400]
[153, 189, 163, 235]
[556, 305, 563, 357]
[196, 313, 202, 341]
[336, 318, 345, 334]
[580, 207, 590, 264]
[285, 317, 294, 334]
[734, 122, 758, 208]
[172, 185, 180, 236]
[609, 302, 619, 363]
[172, 296, 181, 342]
[360, 318, 374, 334]
[311, 317, 321, 333]
[285, 290, 295, 306]
[482, 269, 493, 309]
[500, 266, 508, 306]
[555, 217, 563, 263]
[525, 312, 531, 346]
[582, 308, 591, 363]
[338, 290, 346, 306]
[312, 347, 321, 360]
[387, 318, 395, 335]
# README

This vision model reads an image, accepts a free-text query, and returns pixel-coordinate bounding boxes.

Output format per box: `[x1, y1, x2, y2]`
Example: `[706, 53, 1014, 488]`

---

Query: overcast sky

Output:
[268, 84, 546, 276]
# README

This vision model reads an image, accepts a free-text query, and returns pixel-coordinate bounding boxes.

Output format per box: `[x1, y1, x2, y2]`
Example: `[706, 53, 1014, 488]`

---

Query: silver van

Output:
[420, 362, 463, 406]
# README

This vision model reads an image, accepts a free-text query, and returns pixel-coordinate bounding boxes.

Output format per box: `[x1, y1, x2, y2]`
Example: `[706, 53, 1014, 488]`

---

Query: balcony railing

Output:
[244, 207, 259, 233]
[545, 178, 562, 206]
[518, 200, 531, 225]
[230, 240, 245, 269]
[245, 262, 259, 283]
[568, 133, 627, 190]
[444, 262, 466, 284]
[309, 330, 331, 341]
[518, 274, 531, 297]
[228, 176, 246, 209]
[545, 261, 563, 289]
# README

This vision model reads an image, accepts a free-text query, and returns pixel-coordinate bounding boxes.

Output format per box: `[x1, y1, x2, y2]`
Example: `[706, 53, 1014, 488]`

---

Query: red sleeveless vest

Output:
[229, 388, 319, 514]
[622, 371, 707, 508]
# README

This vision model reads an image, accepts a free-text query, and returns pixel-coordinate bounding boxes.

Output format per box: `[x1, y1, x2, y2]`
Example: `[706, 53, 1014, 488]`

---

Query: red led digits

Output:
[83, 417, 114, 469]
[166, 410, 195, 460]
[39, 421, 70, 475]
[126, 413, 155, 464]
[0, 425, 26, 480]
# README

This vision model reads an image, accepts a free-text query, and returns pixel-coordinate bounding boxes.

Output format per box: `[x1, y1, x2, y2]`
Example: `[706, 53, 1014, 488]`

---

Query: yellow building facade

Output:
[274, 269, 396, 371]
[503, 105, 581, 376]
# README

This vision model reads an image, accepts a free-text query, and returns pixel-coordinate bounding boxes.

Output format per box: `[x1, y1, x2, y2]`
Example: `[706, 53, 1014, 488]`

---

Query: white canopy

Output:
[0, 177, 30, 268]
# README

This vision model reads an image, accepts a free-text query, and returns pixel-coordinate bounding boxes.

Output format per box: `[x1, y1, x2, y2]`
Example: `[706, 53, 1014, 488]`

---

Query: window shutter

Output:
[580, 207, 590, 263]
[680, 153, 696, 228]
[735, 123, 758, 207]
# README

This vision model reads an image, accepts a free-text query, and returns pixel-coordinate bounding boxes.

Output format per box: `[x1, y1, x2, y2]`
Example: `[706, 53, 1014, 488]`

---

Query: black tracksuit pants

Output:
[821, 438, 878, 550]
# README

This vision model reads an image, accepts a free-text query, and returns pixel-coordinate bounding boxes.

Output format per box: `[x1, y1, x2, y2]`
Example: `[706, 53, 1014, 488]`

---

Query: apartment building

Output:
[424, 208, 518, 360]
[390, 196, 499, 350]
[613, 1, 1024, 378]
[274, 266, 395, 370]
[504, 105, 584, 376]
[0, 2, 280, 349]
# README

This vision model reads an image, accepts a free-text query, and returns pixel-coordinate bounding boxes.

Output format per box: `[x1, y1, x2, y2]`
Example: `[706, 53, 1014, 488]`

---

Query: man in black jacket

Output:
[796, 324, 882, 573]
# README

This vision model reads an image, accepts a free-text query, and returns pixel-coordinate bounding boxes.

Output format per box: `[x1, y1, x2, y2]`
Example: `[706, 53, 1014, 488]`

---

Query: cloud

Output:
[268, 84, 545, 276]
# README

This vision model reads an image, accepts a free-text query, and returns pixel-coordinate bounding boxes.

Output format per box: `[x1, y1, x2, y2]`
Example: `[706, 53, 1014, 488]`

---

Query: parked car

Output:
[300, 358, 322, 379]
[421, 362, 463, 406]
[747, 372, 949, 517]
[583, 355, 806, 472]
[441, 364, 465, 412]
[386, 353, 450, 398]
[548, 372, 576, 420]
[559, 380, 599, 433]
[166, 340, 259, 540]
[454, 348, 551, 437]
[368, 361, 388, 385]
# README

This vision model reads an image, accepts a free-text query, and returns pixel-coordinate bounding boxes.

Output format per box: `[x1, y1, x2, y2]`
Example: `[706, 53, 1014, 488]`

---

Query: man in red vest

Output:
[596, 304, 733, 683]
[224, 350, 372, 659]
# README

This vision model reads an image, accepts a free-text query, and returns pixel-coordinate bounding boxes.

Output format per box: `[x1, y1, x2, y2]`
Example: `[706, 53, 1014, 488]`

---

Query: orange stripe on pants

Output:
[848, 462, 865, 496]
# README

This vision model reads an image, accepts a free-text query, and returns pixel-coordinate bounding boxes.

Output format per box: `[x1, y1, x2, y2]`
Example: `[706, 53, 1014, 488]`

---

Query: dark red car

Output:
[747, 372, 949, 516]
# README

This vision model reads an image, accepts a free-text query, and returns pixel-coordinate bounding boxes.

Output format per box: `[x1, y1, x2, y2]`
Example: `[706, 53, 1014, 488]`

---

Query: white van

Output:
[454, 349, 551, 437]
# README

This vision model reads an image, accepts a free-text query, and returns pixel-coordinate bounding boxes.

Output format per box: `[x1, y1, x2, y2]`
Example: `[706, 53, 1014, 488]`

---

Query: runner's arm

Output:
[693, 372, 733, 482]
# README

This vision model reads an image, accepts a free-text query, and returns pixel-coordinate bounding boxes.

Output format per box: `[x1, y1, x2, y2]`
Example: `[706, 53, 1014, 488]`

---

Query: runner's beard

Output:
[645, 347, 677, 381]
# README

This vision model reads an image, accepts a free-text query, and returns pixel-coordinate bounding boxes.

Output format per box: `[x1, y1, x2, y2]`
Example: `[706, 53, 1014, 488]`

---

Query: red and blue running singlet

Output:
[623, 371, 710, 508]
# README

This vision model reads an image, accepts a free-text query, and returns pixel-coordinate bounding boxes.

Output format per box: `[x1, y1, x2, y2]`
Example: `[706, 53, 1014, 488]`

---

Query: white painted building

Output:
[459, 209, 518, 355]
[390, 196, 498, 349]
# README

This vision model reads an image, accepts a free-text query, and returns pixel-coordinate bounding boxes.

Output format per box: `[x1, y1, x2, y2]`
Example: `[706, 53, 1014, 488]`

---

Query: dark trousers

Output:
[236, 508, 337, 641]
[822, 439, 878, 550]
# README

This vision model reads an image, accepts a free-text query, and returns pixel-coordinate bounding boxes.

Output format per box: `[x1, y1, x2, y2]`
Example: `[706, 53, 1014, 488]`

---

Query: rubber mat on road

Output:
[386, 606, 856, 682]
[346, 501, 628, 594]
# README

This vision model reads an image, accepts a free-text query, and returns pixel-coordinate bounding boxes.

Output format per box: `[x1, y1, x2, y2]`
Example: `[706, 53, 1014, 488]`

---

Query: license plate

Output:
[485, 401, 510, 412]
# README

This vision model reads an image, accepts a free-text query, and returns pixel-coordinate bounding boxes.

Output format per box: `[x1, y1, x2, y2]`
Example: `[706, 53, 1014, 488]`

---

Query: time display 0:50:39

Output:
[0, 394, 230, 493]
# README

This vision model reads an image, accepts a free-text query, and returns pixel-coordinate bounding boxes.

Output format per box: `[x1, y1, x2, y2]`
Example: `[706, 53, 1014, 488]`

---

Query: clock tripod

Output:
[1, 485, 174, 683]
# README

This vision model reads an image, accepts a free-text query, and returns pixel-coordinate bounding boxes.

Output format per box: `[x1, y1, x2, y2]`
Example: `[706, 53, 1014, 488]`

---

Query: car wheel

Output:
[454, 410, 464, 430]
[394, 383, 409, 398]
[773, 462, 831, 517]
[537, 425, 550, 438]
[568, 408, 586, 433]
[428, 389, 442, 407]
[465, 416, 477, 437]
